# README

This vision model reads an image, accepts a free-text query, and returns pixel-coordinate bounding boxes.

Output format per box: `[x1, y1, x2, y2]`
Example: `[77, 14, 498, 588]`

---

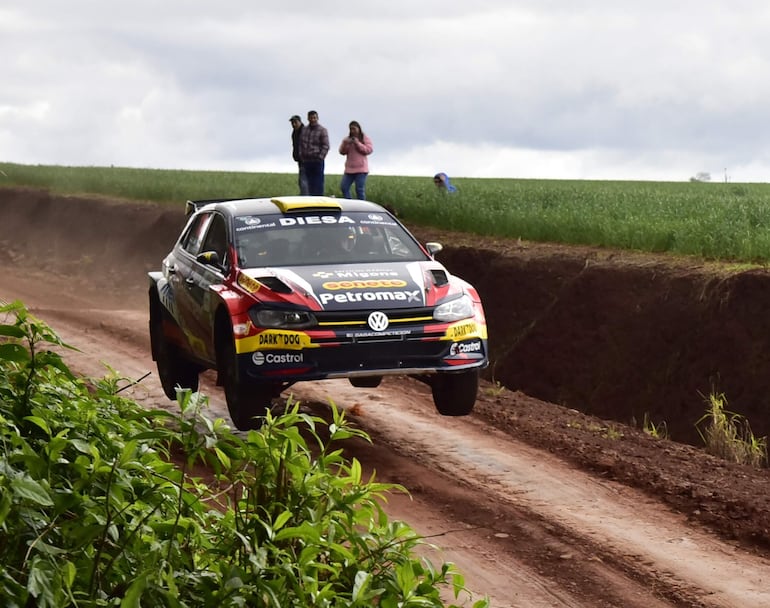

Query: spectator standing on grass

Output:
[339, 120, 374, 200]
[299, 110, 330, 195]
[434, 172, 457, 193]
[289, 115, 308, 194]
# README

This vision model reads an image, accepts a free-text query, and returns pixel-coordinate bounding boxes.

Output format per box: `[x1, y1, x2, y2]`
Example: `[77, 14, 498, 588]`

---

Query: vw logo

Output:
[367, 311, 389, 331]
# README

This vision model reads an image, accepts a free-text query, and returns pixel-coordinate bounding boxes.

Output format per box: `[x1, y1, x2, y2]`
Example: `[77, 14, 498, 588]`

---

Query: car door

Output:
[185, 212, 230, 361]
[170, 211, 214, 359]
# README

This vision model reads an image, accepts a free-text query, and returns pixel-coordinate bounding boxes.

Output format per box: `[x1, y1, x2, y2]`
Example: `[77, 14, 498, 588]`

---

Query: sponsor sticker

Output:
[237, 273, 262, 293]
[319, 290, 421, 305]
[446, 321, 480, 340]
[235, 216, 277, 232]
[345, 329, 412, 338]
[449, 340, 483, 356]
[256, 330, 311, 349]
[312, 269, 400, 279]
[322, 279, 407, 290]
[279, 215, 354, 226]
[252, 351, 305, 366]
[236, 330, 316, 354]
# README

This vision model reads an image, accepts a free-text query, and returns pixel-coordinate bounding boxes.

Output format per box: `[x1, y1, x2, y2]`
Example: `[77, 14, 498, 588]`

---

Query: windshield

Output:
[233, 211, 429, 267]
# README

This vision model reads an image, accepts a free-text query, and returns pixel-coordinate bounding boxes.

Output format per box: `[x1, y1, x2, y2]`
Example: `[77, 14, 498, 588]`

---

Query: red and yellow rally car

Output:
[148, 196, 488, 430]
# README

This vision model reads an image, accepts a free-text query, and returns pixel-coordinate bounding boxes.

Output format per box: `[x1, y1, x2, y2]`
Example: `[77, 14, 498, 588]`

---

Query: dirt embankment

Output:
[435, 241, 770, 445]
[5, 186, 770, 445]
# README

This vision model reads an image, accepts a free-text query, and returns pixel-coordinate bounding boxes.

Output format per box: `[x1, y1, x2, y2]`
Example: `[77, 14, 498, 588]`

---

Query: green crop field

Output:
[3, 161, 770, 264]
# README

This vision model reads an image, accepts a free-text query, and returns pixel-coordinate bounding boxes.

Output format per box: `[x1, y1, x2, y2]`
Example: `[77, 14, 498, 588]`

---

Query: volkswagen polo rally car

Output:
[148, 196, 488, 430]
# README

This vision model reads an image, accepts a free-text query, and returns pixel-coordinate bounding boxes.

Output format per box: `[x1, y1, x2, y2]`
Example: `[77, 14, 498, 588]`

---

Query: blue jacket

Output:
[435, 172, 457, 193]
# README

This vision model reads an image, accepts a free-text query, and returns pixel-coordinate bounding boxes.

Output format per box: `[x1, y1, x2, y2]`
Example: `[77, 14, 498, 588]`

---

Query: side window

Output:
[383, 226, 411, 257]
[180, 213, 212, 256]
[201, 214, 229, 267]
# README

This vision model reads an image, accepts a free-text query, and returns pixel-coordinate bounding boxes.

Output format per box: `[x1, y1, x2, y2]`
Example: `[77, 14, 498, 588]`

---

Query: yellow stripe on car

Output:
[236, 329, 317, 353]
[443, 320, 487, 341]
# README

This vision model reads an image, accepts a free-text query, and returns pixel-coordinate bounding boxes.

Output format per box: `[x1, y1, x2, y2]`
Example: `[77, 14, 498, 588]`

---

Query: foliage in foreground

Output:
[697, 392, 768, 467]
[0, 300, 488, 607]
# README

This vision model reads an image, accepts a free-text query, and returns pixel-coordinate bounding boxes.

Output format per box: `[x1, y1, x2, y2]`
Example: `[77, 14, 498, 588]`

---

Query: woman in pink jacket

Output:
[339, 121, 374, 200]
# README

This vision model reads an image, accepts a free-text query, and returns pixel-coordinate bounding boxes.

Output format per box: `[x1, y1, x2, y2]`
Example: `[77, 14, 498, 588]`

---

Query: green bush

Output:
[0, 300, 488, 607]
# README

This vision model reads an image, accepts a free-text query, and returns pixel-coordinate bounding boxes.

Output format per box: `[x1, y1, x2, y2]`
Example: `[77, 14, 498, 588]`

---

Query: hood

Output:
[244, 261, 453, 311]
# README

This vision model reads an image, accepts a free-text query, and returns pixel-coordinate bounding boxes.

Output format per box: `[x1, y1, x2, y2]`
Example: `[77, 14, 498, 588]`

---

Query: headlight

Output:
[433, 294, 474, 322]
[250, 308, 316, 329]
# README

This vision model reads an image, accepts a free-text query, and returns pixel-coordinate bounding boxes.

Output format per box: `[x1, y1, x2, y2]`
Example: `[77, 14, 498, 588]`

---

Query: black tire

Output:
[149, 293, 199, 400]
[216, 326, 272, 431]
[349, 375, 383, 388]
[431, 369, 479, 416]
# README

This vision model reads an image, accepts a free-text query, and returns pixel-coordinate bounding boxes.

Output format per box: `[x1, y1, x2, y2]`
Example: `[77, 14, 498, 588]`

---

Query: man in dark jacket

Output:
[289, 115, 308, 194]
[299, 110, 330, 196]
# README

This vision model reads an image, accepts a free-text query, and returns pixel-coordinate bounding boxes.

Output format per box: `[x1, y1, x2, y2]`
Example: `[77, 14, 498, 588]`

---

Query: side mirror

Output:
[425, 242, 443, 257]
[197, 250, 223, 270]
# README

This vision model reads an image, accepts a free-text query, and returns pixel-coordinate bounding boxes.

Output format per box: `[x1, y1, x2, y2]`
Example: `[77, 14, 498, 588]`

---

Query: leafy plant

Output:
[696, 392, 767, 467]
[484, 379, 506, 397]
[0, 300, 489, 607]
[642, 413, 668, 440]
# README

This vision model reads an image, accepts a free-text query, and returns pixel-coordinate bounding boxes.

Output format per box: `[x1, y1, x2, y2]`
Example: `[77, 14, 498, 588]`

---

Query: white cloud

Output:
[2, 1, 770, 182]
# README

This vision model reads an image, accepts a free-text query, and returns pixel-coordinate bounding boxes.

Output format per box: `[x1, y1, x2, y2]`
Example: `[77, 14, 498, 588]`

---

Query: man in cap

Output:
[289, 115, 308, 194]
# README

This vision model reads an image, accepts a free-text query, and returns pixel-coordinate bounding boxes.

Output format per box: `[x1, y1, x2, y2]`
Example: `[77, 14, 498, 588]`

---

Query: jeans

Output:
[340, 173, 368, 200]
[297, 162, 309, 195]
[303, 160, 325, 196]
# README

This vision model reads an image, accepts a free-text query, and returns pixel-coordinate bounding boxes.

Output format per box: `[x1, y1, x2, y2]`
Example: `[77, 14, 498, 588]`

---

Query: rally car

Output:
[148, 196, 488, 430]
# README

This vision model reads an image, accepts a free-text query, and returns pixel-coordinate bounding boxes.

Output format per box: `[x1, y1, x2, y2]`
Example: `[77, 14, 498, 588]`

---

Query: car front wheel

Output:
[149, 293, 199, 400]
[431, 369, 479, 416]
[216, 326, 272, 431]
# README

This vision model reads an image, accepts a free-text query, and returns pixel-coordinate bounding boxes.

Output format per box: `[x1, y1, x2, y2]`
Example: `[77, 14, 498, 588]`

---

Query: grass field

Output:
[3, 161, 770, 264]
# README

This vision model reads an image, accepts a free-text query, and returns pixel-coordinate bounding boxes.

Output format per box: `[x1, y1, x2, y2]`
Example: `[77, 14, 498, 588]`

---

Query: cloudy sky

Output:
[3, 1, 770, 182]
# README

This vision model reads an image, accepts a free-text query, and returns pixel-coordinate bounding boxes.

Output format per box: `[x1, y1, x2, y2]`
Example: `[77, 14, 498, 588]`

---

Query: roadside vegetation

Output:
[697, 393, 768, 467]
[642, 413, 669, 440]
[0, 300, 488, 608]
[641, 393, 768, 468]
[3, 162, 770, 264]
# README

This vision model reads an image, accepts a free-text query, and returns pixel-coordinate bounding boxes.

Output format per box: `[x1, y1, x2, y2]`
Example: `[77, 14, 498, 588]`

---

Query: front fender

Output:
[148, 271, 179, 321]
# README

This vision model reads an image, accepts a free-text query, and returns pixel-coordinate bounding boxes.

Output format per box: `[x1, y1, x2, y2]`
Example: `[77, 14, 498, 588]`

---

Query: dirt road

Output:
[3, 188, 770, 606]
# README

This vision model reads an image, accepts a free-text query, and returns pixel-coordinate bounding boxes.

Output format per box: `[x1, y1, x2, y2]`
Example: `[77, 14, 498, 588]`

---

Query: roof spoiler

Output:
[184, 198, 234, 217]
[184, 196, 344, 217]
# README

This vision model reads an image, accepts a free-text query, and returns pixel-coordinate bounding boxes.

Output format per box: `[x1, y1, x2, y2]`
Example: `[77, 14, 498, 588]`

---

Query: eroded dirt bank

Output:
[4, 186, 770, 445]
[428, 237, 770, 446]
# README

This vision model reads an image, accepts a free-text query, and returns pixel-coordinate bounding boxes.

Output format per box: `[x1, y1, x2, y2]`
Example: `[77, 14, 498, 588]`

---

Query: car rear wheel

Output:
[349, 375, 383, 388]
[149, 293, 199, 400]
[216, 327, 272, 431]
[431, 369, 479, 416]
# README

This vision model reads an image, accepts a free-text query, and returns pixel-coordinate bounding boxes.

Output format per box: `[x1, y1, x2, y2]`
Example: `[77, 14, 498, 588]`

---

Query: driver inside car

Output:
[303, 225, 356, 259]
